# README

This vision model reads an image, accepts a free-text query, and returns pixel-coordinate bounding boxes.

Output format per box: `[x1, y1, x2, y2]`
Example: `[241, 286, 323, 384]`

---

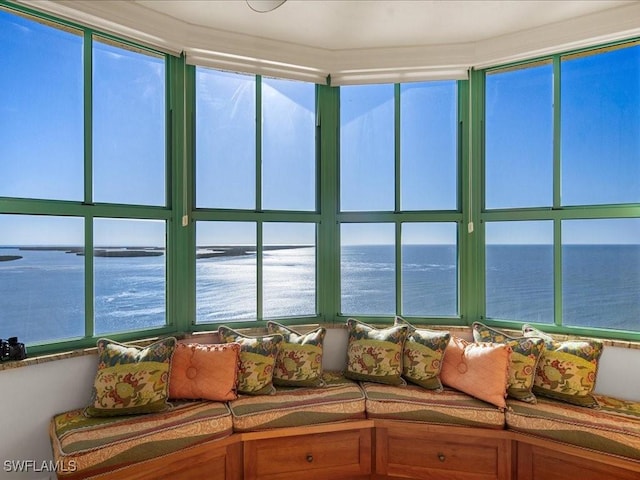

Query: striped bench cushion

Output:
[506, 394, 640, 460]
[228, 372, 366, 432]
[362, 382, 506, 429]
[50, 400, 233, 477]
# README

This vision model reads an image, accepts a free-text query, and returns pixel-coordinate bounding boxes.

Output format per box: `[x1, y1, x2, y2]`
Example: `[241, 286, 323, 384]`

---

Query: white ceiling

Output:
[16, 0, 640, 84]
[134, 0, 633, 51]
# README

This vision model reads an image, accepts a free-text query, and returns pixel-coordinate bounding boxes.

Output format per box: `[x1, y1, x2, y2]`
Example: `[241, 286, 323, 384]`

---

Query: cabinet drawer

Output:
[518, 442, 640, 480]
[376, 423, 512, 480]
[244, 427, 371, 480]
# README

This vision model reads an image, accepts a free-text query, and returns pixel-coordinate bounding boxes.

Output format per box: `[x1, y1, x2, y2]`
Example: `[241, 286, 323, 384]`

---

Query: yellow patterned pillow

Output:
[345, 318, 408, 385]
[395, 317, 450, 391]
[523, 324, 603, 407]
[85, 337, 176, 417]
[266, 322, 326, 387]
[218, 326, 283, 395]
[472, 322, 544, 403]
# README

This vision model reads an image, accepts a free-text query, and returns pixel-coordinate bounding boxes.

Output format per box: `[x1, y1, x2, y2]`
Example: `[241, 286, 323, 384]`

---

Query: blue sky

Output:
[0, 9, 638, 248]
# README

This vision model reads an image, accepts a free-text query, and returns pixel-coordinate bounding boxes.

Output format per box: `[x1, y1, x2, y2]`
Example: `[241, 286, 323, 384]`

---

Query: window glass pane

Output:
[340, 84, 394, 211]
[196, 221, 256, 322]
[94, 219, 166, 334]
[561, 45, 640, 205]
[341, 223, 395, 315]
[486, 221, 553, 323]
[0, 11, 83, 201]
[196, 69, 256, 209]
[262, 78, 316, 210]
[263, 223, 316, 317]
[93, 39, 166, 205]
[401, 82, 457, 210]
[563, 219, 640, 331]
[485, 63, 553, 209]
[402, 223, 457, 316]
[0, 215, 84, 343]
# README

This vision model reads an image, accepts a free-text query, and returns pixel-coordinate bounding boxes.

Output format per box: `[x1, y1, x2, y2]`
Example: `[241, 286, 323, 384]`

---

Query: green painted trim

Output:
[317, 85, 340, 322]
[85, 216, 94, 337]
[191, 210, 321, 222]
[257, 221, 264, 320]
[394, 84, 401, 213]
[554, 218, 563, 327]
[395, 222, 402, 315]
[553, 55, 562, 208]
[256, 75, 263, 212]
[394, 85, 402, 316]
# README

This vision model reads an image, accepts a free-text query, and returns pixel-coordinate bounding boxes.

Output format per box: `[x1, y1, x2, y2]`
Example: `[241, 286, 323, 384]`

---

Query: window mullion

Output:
[552, 56, 563, 329]
[395, 221, 402, 316]
[554, 219, 563, 327]
[553, 55, 561, 209]
[256, 75, 263, 212]
[257, 221, 264, 320]
[395, 84, 401, 316]
[256, 76, 263, 320]
[84, 31, 94, 338]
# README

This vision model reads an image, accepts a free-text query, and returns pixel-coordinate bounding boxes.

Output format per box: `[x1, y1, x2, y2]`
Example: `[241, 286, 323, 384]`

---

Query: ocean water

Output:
[0, 245, 638, 344]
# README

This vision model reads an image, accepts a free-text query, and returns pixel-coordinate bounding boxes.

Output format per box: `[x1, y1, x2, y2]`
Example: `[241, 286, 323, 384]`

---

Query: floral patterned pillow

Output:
[394, 316, 450, 391]
[85, 337, 176, 417]
[345, 318, 408, 386]
[472, 322, 545, 403]
[218, 326, 283, 395]
[266, 322, 326, 387]
[523, 324, 603, 407]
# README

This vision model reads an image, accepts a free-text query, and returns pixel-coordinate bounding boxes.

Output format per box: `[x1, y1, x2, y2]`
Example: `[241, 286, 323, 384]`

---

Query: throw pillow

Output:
[523, 324, 603, 407]
[169, 342, 240, 401]
[394, 316, 450, 390]
[472, 322, 544, 403]
[266, 322, 326, 387]
[85, 337, 176, 417]
[218, 326, 283, 395]
[440, 336, 511, 409]
[344, 318, 408, 385]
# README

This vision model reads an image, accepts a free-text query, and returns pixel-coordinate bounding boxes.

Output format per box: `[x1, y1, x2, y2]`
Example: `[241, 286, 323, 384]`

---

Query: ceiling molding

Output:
[13, 0, 640, 84]
[473, 1, 640, 68]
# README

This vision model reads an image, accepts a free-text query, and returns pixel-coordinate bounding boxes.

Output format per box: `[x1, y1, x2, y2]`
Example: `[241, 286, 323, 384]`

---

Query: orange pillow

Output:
[440, 336, 511, 409]
[169, 343, 240, 401]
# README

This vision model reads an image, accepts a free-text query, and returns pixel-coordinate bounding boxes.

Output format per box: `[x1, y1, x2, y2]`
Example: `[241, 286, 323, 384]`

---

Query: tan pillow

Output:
[169, 343, 240, 401]
[440, 336, 511, 409]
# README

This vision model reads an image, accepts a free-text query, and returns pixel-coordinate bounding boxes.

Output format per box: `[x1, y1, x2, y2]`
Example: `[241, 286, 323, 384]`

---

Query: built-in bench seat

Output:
[49, 375, 640, 480]
[362, 382, 505, 429]
[507, 394, 640, 461]
[229, 372, 365, 432]
[50, 400, 233, 479]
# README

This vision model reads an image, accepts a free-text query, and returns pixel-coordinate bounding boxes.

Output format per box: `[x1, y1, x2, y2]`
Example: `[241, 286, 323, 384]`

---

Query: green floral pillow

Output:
[218, 326, 283, 395]
[85, 337, 176, 417]
[394, 316, 449, 390]
[472, 322, 544, 403]
[523, 324, 603, 407]
[345, 318, 408, 386]
[266, 322, 326, 387]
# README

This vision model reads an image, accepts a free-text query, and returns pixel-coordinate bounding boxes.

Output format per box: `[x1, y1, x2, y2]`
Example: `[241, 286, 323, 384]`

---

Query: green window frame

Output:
[478, 40, 640, 340]
[0, 5, 176, 355]
[335, 81, 467, 325]
[1, 3, 639, 356]
[190, 68, 321, 329]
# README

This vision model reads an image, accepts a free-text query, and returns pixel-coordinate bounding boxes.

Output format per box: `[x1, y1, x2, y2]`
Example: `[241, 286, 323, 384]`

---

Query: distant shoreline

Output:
[0, 245, 311, 260]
